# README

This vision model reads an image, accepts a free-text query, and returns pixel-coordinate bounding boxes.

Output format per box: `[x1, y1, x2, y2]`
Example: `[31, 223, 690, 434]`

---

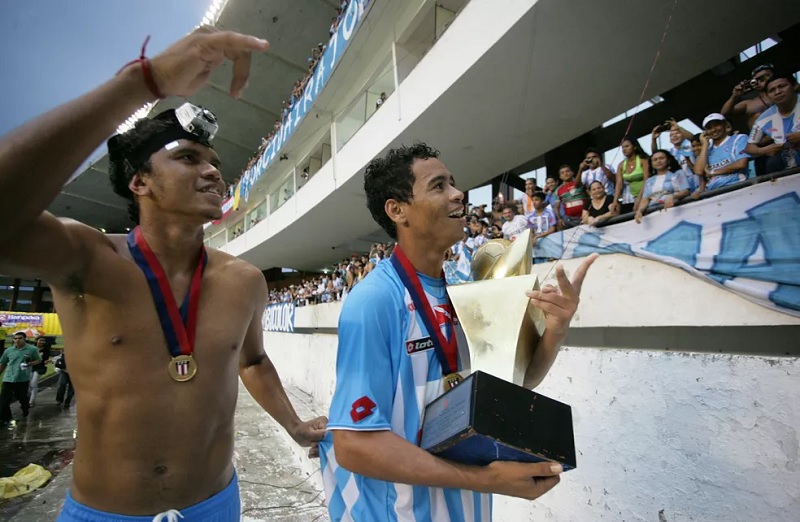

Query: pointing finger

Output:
[203, 31, 270, 54]
[569, 253, 599, 296]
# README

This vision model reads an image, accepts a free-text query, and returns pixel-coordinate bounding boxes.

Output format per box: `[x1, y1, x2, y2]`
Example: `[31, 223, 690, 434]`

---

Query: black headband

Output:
[109, 126, 212, 173]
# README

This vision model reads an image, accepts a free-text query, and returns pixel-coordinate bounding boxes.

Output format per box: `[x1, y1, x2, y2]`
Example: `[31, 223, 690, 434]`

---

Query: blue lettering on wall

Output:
[643, 221, 702, 267]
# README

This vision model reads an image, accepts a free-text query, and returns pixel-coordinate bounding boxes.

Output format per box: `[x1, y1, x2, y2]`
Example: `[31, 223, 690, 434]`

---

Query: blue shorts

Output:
[57, 472, 240, 522]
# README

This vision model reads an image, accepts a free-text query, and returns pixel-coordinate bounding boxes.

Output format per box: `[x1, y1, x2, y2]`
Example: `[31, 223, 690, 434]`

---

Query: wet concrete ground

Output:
[0, 379, 329, 521]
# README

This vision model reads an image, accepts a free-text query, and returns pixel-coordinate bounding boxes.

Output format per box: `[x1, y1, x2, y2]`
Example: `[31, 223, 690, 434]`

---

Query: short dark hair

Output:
[765, 73, 798, 90]
[503, 203, 518, 213]
[691, 133, 702, 143]
[14, 332, 26, 339]
[585, 147, 601, 157]
[364, 142, 440, 239]
[532, 191, 546, 200]
[108, 117, 176, 223]
[558, 164, 572, 171]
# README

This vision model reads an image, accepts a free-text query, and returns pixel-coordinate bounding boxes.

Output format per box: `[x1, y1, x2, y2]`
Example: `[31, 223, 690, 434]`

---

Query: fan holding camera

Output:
[720, 64, 774, 130]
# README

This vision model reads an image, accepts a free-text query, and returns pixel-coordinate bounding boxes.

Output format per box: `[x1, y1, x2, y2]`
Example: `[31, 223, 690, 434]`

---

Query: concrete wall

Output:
[265, 332, 800, 521]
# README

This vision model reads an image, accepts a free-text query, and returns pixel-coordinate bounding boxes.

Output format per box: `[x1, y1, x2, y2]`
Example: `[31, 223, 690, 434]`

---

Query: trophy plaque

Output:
[420, 229, 577, 470]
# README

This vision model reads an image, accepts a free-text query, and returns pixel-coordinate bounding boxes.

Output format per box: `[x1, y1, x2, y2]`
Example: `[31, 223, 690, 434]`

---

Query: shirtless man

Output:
[720, 64, 774, 130]
[0, 29, 326, 520]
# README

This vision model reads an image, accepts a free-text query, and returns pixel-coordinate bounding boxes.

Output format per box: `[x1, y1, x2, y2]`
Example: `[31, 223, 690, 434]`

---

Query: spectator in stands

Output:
[614, 136, 650, 214]
[552, 164, 585, 229]
[522, 178, 538, 214]
[634, 150, 690, 224]
[526, 191, 557, 244]
[746, 73, 800, 173]
[579, 148, 615, 197]
[720, 64, 774, 130]
[651, 119, 695, 182]
[501, 203, 528, 241]
[694, 113, 750, 193]
[582, 181, 618, 226]
[490, 222, 502, 239]
[543, 177, 558, 208]
[375, 92, 387, 111]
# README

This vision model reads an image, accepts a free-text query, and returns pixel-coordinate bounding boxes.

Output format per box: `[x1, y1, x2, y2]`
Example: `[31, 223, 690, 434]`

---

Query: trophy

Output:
[420, 229, 577, 470]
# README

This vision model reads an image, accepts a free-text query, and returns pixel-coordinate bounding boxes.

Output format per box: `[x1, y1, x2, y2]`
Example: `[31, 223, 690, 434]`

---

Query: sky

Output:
[0, 0, 209, 138]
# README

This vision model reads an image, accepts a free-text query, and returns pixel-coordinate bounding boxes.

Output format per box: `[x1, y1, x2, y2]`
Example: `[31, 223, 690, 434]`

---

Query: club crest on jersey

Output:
[406, 336, 434, 355]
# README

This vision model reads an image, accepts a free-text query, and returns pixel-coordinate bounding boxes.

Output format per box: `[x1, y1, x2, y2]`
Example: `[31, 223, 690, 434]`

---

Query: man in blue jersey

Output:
[693, 113, 750, 194]
[319, 143, 597, 521]
[745, 74, 800, 173]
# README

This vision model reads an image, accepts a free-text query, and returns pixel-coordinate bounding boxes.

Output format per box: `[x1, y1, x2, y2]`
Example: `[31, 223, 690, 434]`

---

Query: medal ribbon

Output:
[390, 245, 458, 376]
[127, 227, 207, 357]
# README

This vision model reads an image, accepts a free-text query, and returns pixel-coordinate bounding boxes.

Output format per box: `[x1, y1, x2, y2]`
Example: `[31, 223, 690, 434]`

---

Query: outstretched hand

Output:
[149, 26, 270, 99]
[526, 254, 599, 336]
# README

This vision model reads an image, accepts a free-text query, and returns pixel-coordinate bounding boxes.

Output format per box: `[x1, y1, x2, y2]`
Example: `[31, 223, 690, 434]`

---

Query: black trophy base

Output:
[420, 371, 576, 470]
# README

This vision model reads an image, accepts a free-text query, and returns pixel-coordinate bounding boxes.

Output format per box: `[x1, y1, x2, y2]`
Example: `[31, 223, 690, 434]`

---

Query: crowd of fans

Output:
[263, 64, 799, 307]
[224, 0, 353, 199]
[268, 242, 394, 306]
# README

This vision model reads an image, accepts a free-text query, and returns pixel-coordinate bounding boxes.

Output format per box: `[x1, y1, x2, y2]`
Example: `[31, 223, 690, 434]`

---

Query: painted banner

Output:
[262, 303, 296, 333]
[531, 173, 800, 316]
[0, 313, 43, 327]
[237, 0, 371, 204]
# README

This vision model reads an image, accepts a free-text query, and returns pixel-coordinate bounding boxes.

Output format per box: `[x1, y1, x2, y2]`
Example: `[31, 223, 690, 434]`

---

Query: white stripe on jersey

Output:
[461, 489, 475, 522]
[481, 494, 491, 521]
[342, 474, 360, 521]
[430, 488, 452, 522]
[394, 483, 416, 522]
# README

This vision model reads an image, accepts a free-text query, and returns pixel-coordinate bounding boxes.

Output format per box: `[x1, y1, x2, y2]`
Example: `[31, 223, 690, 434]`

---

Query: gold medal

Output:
[443, 372, 463, 391]
[168, 354, 197, 382]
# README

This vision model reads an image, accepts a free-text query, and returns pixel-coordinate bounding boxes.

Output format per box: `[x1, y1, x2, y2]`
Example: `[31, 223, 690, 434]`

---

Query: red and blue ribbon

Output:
[127, 227, 207, 357]
[390, 246, 458, 375]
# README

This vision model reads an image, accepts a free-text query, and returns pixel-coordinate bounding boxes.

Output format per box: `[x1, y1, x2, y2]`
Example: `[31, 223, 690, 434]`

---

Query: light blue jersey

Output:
[749, 95, 800, 169]
[320, 261, 491, 522]
[641, 171, 690, 205]
[669, 139, 700, 191]
[706, 134, 750, 191]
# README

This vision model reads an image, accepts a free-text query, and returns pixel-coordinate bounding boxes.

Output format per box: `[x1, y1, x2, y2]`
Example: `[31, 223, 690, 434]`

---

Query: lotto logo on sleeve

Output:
[350, 396, 377, 422]
[406, 336, 434, 355]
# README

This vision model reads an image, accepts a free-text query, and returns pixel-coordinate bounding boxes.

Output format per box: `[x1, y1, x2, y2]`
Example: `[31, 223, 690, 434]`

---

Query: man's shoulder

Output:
[342, 264, 404, 313]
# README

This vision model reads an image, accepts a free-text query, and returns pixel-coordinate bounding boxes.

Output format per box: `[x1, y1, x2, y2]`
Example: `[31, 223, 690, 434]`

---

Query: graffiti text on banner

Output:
[533, 173, 800, 316]
[262, 303, 296, 333]
[238, 0, 370, 203]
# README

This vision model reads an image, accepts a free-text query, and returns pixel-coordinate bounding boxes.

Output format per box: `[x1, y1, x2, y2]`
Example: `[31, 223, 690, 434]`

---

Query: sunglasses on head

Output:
[751, 64, 773, 77]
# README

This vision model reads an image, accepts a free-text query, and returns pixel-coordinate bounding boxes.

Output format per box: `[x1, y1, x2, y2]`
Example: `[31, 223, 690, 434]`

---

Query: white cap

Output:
[702, 113, 726, 128]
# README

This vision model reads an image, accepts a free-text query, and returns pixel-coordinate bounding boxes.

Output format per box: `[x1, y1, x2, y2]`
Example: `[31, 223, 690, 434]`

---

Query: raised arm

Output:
[0, 29, 269, 283]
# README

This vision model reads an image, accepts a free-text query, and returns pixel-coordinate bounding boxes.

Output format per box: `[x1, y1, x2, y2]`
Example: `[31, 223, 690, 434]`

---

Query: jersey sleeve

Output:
[327, 282, 399, 431]
[674, 171, 690, 192]
[748, 123, 765, 144]
[733, 134, 751, 159]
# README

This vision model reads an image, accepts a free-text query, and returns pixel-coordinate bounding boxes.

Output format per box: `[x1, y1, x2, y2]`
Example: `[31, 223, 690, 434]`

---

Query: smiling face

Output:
[704, 120, 726, 141]
[669, 128, 682, 145]
[133, 140, 226, 223]
[502, 207, 515, 222]
[395, 157, 465, 251]
[545, 178, 557, 192]
[589, 181, 606, 199]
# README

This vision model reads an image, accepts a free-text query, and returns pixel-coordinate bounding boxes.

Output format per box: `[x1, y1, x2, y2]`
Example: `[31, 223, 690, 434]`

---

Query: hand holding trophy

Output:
[421, 229, 580, 471]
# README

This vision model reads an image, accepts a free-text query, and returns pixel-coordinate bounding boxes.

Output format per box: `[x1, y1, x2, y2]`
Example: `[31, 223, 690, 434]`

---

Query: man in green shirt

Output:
[0, 332, 41, 422]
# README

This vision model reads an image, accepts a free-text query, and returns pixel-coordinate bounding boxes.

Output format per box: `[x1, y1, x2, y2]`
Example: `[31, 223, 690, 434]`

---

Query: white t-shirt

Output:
[502, 215, 529, 241]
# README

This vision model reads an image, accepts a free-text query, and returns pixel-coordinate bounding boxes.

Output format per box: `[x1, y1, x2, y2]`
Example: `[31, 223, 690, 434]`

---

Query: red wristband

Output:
[117, 35, 164, 99]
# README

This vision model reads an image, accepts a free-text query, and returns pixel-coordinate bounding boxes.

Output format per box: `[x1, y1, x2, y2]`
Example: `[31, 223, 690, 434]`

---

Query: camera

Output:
[175, 103, 219, 141]
[655, 122, 672, 133]
[749, 78, 759, 89]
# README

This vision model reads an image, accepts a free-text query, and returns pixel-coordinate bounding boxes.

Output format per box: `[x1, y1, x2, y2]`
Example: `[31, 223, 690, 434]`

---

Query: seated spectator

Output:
[634, 150, 690, 224]
[526, 191, 557, 244]
[746, 73, 800, 173]
[694, 113, 750, 193]
[582, 181, 619, 226]
[720, 63, 775, 130]
[552, 164, 585, 229]
[501, 203, 528, 241]
[579, 148, 616, 197]
[614, 136, 650, 214]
